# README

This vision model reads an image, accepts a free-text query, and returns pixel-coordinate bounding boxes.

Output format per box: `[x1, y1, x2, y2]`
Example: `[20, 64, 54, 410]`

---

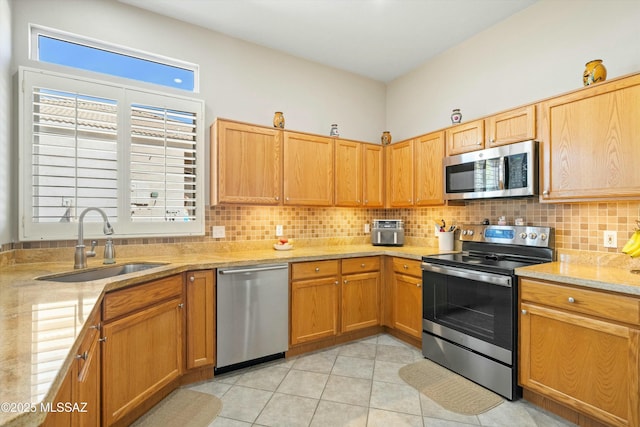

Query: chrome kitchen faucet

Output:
[74, 207, 115, 269]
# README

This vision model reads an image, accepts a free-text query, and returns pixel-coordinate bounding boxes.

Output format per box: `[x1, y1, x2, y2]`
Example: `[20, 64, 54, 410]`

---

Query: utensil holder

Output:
[437, 231, 454, 251]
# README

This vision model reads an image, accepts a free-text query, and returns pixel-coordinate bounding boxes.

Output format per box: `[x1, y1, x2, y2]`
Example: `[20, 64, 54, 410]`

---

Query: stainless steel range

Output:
[421, 224, 554, 400]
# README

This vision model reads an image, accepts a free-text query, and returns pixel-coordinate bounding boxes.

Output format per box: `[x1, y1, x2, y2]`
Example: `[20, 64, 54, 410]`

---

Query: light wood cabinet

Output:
[341, 257, 381, 332]
[540, 74, 640, 202]
[43, 311, 101, 427]
[387, 139, 414, 207]
[212, 119, 282, 205]
[335, 139, 363, 206]
[283, 131, 334, 206]
[414, 131, 445, 206]
[363, 143, 384, 207]
[185, 270, 215, 370]
[486, 105, 536, 147]
[520, 278, 640, 427]
[445, 118, 485, 155]
[290, 260, 340, 345]
[390, 258, 423, 339]
[290, 257, 381, 346]
[102, 276, 183, 426]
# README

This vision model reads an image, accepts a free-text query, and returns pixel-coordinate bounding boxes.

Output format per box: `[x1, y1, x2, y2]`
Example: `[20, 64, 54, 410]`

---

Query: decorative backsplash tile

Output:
[7, 199, 640, 255]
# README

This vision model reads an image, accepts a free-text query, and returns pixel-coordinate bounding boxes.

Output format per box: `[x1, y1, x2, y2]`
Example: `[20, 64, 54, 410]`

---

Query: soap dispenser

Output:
[103, 238, 116, 264]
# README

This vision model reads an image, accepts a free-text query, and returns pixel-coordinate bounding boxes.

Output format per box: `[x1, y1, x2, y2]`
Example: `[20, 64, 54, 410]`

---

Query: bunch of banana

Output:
[622, 229, 640, 257]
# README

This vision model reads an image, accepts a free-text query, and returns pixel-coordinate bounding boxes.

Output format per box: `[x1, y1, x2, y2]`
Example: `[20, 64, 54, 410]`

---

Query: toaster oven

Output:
[371, 219, 404, 246]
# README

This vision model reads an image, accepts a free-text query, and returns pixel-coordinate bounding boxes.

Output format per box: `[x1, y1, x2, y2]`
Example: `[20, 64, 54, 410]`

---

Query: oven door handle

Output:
[421, 263, 512, 287]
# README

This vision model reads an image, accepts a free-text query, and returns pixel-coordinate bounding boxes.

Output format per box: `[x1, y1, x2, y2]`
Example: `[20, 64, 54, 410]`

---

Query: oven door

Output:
[421, 262, 514, 365]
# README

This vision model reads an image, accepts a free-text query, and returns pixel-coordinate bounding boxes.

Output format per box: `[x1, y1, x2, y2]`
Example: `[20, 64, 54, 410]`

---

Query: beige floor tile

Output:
[419, 394, 480, 425]
[369, 380, 422, 416]
[187, 379, 232, 397]
[337, 342, 378, 359]
[374, 344, 417, 364]
[331, 355, 375, 379]
[321, 375, 372, 406]
[310, 401, 368, 427]
[218, 385, 272, 423]
[254, 393, 318, 427]
[277, 369, 329, 399]
[291, 350, 337, 374]
[372, 359, 406, 384]
[209, 416, 252, 427]
[367, 408, 423, 427]
[234, 365, 289, 391]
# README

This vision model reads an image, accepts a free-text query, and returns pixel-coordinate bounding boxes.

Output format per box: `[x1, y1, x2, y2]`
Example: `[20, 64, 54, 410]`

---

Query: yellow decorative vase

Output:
[273, 111, 285, 128]
[381, 131, 392, 145]
[583, 59, 607, 86]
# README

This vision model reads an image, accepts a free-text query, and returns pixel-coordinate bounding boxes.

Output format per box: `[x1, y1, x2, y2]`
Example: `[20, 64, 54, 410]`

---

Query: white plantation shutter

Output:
[20, 68, 205, 241]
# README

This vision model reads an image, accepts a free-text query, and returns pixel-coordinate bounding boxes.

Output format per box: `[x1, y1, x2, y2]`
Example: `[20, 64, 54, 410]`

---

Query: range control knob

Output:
[540, 233, 548, 241]
[467, 230, 474, 236]
[461, 230, 468, 236]
[519, 232, 528, 239]
[529, 232, 538, 239]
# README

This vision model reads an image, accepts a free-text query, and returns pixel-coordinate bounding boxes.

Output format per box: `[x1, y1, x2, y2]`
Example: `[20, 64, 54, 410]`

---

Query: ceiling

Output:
[119, 0, 538, 83]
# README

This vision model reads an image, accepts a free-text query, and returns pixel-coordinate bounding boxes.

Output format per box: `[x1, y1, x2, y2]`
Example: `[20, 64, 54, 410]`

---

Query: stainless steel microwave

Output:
[443, 140, 538, 200]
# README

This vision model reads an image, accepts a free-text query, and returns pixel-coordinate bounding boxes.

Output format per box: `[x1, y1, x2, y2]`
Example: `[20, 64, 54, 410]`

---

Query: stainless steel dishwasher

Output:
[216, 263, 289, 371]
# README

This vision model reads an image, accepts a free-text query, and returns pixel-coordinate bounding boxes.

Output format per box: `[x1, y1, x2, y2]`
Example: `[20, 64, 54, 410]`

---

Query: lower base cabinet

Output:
[390, 258, 423, 339]
[185, 270, 216, 369]
[520, 278, 640, 427]
[102, 275, 184, 426]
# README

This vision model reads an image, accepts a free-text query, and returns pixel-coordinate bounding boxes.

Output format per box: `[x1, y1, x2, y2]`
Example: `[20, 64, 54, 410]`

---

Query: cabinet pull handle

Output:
[189, 276, 195, 282]
[178, 303, 184, 309]
[75, 351, 88, 360]
[99, 337, 107, 343]
[315, 267, 320, 272]
[521, 309, 528, 315]
[89, 324, 101, 331]
[568, 297, 575, 303]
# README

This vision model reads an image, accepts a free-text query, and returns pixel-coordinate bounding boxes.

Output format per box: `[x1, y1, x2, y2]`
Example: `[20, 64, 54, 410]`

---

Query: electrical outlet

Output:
[364, 223, 370, 233]
[604, 230, 617, 248]
[211, 226, 226, 238]
[275, 225, 283, 237]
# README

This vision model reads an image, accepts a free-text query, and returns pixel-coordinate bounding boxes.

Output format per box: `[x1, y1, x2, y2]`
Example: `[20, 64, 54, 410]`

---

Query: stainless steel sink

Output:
[37, 263, 168, 283]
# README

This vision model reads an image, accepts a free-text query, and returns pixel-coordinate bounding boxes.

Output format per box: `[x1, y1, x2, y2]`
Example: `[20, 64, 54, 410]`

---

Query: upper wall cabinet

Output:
[540, 74, 640, 202]
[284, 132, 334, 206]
[386, 139, 414, 207]
[486, 105, 536, 147]
[445, 119, 485, 156]
[414, 131, 445, 206]
[212, 120, 282, 205]
[335, 140, 384, 207]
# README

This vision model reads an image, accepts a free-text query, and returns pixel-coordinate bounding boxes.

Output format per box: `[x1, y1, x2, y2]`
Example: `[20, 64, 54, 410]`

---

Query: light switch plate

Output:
[603, 230, 617, 248]
[211, 226, 226, 238]
[275, 225, 283, 237]
[364, 223, 370, 233]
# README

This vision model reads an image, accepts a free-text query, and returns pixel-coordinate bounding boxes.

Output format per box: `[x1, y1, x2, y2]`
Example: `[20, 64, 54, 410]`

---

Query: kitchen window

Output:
[18, 67, 205, 241]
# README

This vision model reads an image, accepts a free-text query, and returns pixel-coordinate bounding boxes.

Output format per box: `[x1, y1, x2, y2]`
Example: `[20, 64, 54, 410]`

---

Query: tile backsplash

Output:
[8, 199, 640, 254]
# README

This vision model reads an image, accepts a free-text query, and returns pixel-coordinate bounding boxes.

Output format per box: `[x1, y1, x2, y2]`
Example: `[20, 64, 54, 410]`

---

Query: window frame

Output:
[29, 24, 200, 93]
[19, 66, 206, 242]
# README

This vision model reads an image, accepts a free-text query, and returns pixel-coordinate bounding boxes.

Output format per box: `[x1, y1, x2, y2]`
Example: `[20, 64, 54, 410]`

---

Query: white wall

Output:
[0, 0, 13, 246]
[10, 0, 386, 142]
[387, 0, 640, 141]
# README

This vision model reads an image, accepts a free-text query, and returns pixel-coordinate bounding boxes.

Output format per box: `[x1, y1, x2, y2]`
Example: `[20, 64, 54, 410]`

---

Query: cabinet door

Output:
[102, 298, 183, 426]
[520, 302, 640, 427]
[414, 131, 445, 206]
[283, 132, 334, 206]
[540, 75, 640, 202]
[214, 120, 282, 204]
[393, 273, 423, 339]
[335, 139, 362, 206]
[486, 105, 536, 147]
[387, 140, 414, 207]
[42, 368, 73, 427]
[290, 277, 339, 345]
[363, 143, 384, 207]
[341, 271, 380, 332]
[75, 330, 101, 427]
[185, 270, 215, 369]
[445, 119, 485, 156]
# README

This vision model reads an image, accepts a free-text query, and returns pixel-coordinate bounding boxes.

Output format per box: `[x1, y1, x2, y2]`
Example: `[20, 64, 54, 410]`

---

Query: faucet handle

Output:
[103, 238, 116, 265]
[86, 240, 97, 258]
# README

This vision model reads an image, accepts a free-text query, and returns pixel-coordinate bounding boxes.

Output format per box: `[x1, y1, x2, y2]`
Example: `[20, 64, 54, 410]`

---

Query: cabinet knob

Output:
[178, 303, 184, 309]
[403, 264, 408, 269]
[361, 263, 366, 268]
[99, 337, 107, 343]
[75, 351, 88, 361]
[89, 323, 101, 331]
[490, 138, 495, 143]
[275, 196, 280, 201]
[315, 267, 320, 272]
[286, 197, 290, 201]
[542, 190, 549, 196]
[477, 141, 482, 145]
[357, 200, 361, 203]
[416, 283, 422, 288]
[568, 297, 575, 303]
[364, 200, 368, 204]
[344, 280, 348, 284]
[334, 281, 339, 285]
[521, 309, 528, 315]
[189, 276, 195, 282]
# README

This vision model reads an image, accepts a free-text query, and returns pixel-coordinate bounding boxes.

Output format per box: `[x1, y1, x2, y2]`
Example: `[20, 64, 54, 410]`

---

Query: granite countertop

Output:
[0, 243, 440, 427]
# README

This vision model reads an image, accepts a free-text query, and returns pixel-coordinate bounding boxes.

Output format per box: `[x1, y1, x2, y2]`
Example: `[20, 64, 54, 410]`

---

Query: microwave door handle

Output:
[499, 156, 506, 190]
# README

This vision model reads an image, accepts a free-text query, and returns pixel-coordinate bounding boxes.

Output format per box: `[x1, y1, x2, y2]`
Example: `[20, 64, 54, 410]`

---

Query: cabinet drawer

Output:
[520, 278, 640, 325]
[342, 256, 380, 274]
[391, 258, 422, 277]
[103, 274, 183, 321]
[291, 260, 339, 280]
